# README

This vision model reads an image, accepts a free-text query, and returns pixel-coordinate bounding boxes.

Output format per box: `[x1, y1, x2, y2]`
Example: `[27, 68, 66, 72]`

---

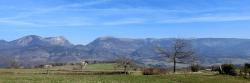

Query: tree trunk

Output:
[124, 65, 128, 75]
[46, 68, 49, 74]
[173, 57, 176, 73]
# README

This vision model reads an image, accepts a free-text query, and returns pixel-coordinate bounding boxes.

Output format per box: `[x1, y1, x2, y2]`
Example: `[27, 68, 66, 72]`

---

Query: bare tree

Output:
[9, 60, 19, 69]
[190, 55, 200, 72]
[44, 65, 53, 74]
[9, 57, 20, 69]
[115, 56, 136, 75]
[158, 39, 194, 73]
[80, 60, 88, 71]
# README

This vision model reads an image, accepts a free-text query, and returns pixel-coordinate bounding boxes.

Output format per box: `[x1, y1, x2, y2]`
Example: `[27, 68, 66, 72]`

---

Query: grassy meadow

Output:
[0, 63, 249, 83]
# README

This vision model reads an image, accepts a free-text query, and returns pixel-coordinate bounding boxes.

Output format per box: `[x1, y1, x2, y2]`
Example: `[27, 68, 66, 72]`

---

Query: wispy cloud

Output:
[102, 18, 146, 25]
[1, 0, 250, 27]
[0, 20, 40, 26]
[0, 19, 94, 27]
[0, 0, 112, 27]
[159, 15, 250, 23]
[1, 0, 111, 20]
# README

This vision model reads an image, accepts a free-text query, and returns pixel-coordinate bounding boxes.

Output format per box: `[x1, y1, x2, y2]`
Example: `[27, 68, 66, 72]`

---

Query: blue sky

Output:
[0, 0, 250, 44]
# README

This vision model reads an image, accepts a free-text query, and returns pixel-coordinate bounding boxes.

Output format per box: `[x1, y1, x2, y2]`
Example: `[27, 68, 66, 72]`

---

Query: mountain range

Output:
[0, 35, 250, 68]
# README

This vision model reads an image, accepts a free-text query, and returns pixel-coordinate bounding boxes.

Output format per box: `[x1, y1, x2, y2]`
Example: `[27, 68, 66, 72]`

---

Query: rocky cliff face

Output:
[10, 35, 72, 47]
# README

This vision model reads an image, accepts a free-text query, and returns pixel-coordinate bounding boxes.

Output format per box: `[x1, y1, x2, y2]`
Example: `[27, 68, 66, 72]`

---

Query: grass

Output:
[0, 63, 249, 83]
[0, 73, 249, 83]
[0, 74, 174, 83]
[85, 63, 117, 71]
[50, 63, 117, 71]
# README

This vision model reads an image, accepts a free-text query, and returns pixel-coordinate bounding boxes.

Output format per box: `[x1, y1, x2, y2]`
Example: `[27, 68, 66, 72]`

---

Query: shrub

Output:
[211, 65, 223, 74]
[240, 63, 250, 77]
[221, 64, 237, 76]
[191, 64, 199, 72]
[143, 68, 167, 75]
[245, 63, 250, 68]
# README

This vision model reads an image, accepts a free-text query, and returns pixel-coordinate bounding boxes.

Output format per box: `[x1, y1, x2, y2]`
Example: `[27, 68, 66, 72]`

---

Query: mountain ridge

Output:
[0, 35, 250, 68]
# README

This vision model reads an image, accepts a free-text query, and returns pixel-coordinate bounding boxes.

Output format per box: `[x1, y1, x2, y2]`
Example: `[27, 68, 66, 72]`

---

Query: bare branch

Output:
[156, 38, 196, 73]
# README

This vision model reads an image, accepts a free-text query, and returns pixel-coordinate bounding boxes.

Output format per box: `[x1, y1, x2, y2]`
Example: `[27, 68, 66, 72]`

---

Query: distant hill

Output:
[0, 35, 250, 68]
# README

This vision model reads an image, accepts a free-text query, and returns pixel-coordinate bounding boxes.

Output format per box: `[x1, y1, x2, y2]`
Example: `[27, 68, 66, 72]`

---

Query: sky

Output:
[0, 0, 250, 44]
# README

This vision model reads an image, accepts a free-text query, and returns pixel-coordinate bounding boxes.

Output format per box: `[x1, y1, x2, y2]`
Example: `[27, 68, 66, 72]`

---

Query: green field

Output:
[50, 63, 117, 71]
[0, 63, 249, 83]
